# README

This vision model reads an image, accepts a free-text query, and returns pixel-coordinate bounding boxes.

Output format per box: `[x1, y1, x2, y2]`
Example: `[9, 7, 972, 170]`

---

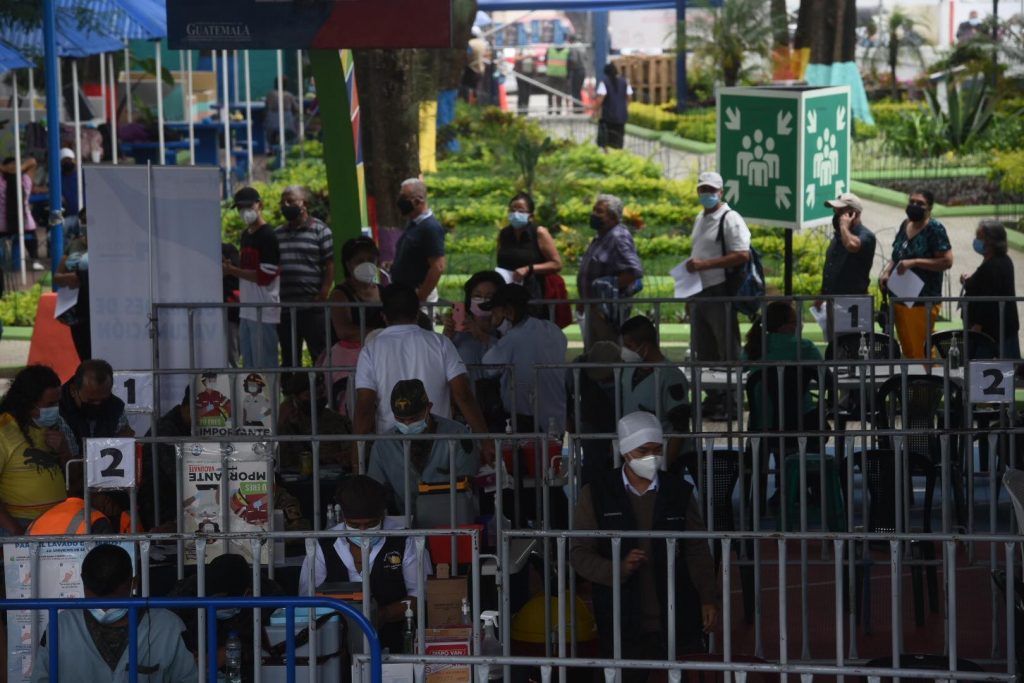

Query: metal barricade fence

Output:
[0, 594, 382, 683]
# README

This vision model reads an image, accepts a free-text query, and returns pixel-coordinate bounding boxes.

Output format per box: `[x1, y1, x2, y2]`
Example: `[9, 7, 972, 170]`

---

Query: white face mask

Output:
[620, 347, 643, 364]
[353, 261, 379, 284]
[240, 208, 259, 225]
[348, 522, 384, 549]
[627, 454, 661, 481]
[89, 607, 128, 624]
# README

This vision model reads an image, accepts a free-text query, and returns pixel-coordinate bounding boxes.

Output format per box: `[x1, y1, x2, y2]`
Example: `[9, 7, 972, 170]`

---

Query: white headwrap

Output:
[617, 411, 663, 455]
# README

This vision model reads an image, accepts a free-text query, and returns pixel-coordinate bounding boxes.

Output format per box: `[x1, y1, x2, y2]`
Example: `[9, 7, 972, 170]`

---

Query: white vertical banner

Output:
[85, 165, 226, 413]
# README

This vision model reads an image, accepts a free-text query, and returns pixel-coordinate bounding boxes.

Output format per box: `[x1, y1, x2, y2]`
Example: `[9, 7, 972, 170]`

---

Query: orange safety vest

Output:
[120, 511, 143, 534]
[26, 498, 108, 535]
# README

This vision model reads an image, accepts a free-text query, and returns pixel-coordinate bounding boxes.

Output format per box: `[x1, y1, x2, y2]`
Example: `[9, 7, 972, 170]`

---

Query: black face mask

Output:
[281, 205, 302, 222]
[397, 198, 415, 215]
[905, 204, 927, 222]
[79, 402, 103, 420]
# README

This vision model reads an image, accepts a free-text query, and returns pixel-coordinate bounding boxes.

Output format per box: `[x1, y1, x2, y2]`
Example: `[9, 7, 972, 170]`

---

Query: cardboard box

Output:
[424, 627, 472, 683]
[353, 663, 416, 683]
[426, 563, 468, 627]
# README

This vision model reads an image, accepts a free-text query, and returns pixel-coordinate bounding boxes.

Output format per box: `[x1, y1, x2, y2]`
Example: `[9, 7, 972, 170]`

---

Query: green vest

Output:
[546, 46, 569, 77]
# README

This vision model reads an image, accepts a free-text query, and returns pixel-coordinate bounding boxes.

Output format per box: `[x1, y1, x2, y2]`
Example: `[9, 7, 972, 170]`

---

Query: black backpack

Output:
[716, 210, 765, 318]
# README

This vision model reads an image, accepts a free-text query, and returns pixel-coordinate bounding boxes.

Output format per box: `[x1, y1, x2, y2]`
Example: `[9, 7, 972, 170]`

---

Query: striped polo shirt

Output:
[275, 216, 334, 302]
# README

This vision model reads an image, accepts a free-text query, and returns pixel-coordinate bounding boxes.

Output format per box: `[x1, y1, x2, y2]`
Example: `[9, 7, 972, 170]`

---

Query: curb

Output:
[851, 180, 1024, 220]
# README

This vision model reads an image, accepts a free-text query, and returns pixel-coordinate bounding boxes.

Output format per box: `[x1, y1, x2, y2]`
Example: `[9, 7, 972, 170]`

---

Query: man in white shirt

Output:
[685, 171, 751, 418]
[353, 284, 493, 458]
[482, 284, 568, 434]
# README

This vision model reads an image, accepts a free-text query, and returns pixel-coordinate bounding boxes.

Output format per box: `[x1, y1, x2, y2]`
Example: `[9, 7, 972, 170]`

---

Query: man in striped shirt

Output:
[275, 185, 335, 367]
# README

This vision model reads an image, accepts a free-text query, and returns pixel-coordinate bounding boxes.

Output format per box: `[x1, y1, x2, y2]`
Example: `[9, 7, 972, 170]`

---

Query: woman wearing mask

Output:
[879, 190, 953, 359]
[495, 192, 562, 303]
[0, 365, 72, 534]
[961, 220, 1020, 359]
[323, 237, 386, 412]
[444, 271, 505, 431]
[54, 209, 90, 360]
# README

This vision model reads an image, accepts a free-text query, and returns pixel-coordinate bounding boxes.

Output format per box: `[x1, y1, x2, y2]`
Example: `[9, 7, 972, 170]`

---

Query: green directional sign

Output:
[717, 86, 851, 229]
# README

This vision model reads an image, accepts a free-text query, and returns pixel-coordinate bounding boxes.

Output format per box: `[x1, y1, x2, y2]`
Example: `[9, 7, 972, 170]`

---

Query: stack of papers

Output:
[670, 259, 703, 299]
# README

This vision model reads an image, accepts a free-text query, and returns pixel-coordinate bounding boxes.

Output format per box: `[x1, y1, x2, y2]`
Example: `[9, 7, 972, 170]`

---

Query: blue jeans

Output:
[240, 318, 279, 369]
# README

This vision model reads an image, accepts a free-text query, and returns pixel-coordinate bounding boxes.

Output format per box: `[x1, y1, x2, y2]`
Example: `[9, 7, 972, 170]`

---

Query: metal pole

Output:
[99, 49, 107, 124]
[675, 0, 688, 113]
[222, 50, 231, 189]
[156, 42, 166, 165]
[109, 54, 119, 165]
[43, 0, 64, 285]
[186, 50, 195, 164]
[276, 49, 286, 168]
[71, 60, 84, 220]
[244, 50, 253, 183]
[124, 42, 132, 121]
[28, 68, 36, 122]
[12, 71, 26, 284]
[296, 49, 305, 145]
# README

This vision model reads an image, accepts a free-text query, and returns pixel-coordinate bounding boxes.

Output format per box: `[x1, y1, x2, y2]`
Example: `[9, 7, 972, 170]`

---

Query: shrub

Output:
[992, 150, 1024, 194]
[0, 284, 43, 326]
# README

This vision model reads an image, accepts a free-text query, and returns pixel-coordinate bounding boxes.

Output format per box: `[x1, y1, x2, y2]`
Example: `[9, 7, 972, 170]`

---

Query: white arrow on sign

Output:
[725, 179, 740, 204]
[835, 180, 845, 198]
[806, 110, 817, 134]
[724, 107, 741, 130]
[777, 110, 793, 136]
[836, 105, 847, 131]
[805, 183, 816, 208]
[775, 185, 791, 210]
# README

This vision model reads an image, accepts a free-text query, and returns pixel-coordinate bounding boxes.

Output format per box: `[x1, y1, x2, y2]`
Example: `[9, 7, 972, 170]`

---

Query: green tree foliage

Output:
[686, 0, 773, 87]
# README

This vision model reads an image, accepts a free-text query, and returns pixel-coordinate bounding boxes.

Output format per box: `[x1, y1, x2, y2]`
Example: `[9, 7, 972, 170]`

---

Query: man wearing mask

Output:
[482, 283, 568, 433]
[571, 412, 718, 675]
[367, 379, 478, 523]
[685, 171, 751, 420]
[389, 178, 446, 303]
[619, 315, 691, 468]
[817, 192, 876, 309]
[224, 186, 281, 369]
[32, 544, 197, 682]
[59, 359, 133, 459]
[299, 475, 428, 653]
[278, 371, 355, 469]
[59, 147, 82, 236]
[577, 194, 643, 348]
[275, 185, 335, 367]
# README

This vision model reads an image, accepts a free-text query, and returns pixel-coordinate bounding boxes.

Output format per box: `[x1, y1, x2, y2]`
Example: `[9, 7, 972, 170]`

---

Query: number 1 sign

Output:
[86, 438, 136, 489]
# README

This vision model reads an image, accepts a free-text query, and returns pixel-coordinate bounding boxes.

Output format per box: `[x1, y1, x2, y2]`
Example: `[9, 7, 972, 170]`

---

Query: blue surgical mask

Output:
[508, 211, 530, 229]
[77, 252, 89, 271]
[395, 418, 428, 435]
[89, 607, 128, 624]
[698, 193, 720, 210]
[216, 608, 240, 621]
[33, 406, 60, 428]
[972, 238, 986, 255]
[348, 522, 383, 549]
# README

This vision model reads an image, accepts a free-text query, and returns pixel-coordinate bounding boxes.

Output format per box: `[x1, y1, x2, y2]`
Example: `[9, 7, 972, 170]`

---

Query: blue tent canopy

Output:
[478, 0, 717, 9]
[0, 42, 31, 71]
[106, 0, 166, 40]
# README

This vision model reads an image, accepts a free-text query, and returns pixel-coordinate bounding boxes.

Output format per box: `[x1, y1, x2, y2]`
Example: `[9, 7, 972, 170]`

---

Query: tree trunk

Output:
[354, 49, 421, 229]
[770, 0, 789, 48]
[831, 0, 846, 64]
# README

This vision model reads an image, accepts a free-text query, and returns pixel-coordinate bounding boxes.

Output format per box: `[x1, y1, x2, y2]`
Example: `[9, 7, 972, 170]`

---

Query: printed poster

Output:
[236, 372, 276, 437]
[194, 372, 234, 436]
[181, 442, 272, 564]
[4, 541, 134, 683]
[194, 371, 277, 437]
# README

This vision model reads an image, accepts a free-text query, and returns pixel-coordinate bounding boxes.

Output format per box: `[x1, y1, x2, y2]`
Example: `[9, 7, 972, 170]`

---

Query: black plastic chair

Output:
[929, 329, 999, 360]
[860, 654, 983, 683]
[872, 375, 965, 626]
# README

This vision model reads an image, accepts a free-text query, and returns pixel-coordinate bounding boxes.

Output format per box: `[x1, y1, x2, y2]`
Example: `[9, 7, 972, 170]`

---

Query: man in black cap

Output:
[224, 186, 282, 369]
[367, 379, 478, 522]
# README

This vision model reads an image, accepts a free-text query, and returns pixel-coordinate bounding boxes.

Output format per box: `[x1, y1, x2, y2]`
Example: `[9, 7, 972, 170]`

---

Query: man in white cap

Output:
[570, 411, 718, 675]
[818, 192, 876, 305]
[685, 171, 751, 420]
[59, 147, 83, 236]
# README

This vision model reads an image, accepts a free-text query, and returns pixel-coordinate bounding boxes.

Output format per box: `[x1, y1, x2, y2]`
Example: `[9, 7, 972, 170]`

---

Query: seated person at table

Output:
[167, 553, 284, 681]
[59, 359, 134, 459]
[367, 379, 479, 523]
[298, 475, 428, 653]
[743, 300, 823, 431]
[27, 479, 131, 535]
[32, 544, 197, 683]
[140, 386, 190, 529]
[278, 371, 356, 471]
[565, 341, 619, 487]
[619, 315, 691, 466]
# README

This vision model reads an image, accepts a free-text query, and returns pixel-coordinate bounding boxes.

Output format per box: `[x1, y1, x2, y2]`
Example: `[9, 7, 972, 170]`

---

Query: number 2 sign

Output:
[968, 361, 1016, 404]
[86, 438, 136, 489]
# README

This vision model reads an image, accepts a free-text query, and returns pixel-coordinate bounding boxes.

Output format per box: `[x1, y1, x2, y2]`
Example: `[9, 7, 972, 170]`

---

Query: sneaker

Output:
[31, 261, 44, 271]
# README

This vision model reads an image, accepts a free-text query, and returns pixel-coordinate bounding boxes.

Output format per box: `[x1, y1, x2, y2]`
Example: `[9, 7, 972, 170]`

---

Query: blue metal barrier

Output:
[0, 595, 382, 683]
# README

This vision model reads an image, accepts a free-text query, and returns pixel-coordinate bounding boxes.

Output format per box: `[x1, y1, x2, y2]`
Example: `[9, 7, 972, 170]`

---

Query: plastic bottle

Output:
[225, 631, 242, 683]
[460, 597, 471, 627]
[326, 505, 336, 528]
[480, 611, 502, 681]
[949, 332, 961, 370]
[858, 331, 869, 361]
[402, 600, 415, 654]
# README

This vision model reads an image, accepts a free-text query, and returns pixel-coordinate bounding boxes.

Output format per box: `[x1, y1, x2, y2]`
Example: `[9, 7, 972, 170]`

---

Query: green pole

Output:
[309, 49, 363, 280]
